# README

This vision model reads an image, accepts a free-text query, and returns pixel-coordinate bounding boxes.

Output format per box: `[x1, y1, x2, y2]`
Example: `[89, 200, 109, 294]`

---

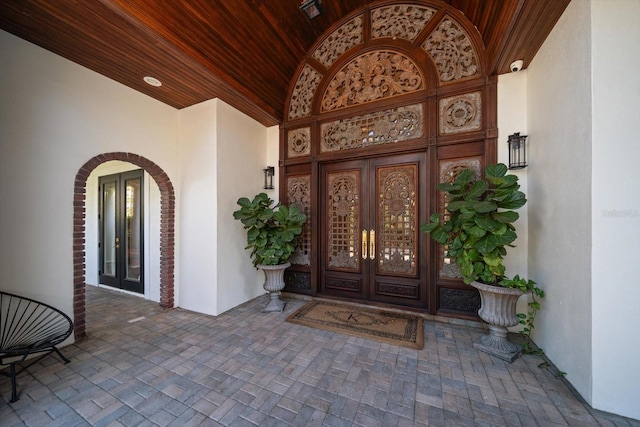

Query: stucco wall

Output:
[0, 31, 180, 322]
[497, 71, 529, 319]
[527, 0, 594, 403]
[216, 100, 272, 314]
[590, 0, 640, 419]
[177, 99, 219, 315]
[526, 1, 640, 418]
[0, 29, 276, 325]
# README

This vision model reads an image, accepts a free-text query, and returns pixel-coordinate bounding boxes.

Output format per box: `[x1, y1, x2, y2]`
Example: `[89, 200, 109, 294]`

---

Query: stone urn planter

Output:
[422, 164, 544, 363]
[471, 281, 530, 362]
[233, 193, 306, 313]
[259, 263, 290, 313]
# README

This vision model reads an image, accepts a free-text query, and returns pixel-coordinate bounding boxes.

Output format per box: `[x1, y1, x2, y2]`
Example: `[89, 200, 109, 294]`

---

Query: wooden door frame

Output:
[317, 151, 429, 308]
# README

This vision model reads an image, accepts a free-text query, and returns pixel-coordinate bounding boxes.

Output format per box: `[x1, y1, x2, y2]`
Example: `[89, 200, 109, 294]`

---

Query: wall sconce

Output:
[263, 166, 275, 190]
[300, 0, 323, 19]
[507, 132, 528, 169]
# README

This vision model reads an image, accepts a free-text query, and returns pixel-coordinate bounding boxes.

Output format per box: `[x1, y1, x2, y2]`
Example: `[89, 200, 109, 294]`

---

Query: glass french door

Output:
[99, 170, 144, 294]
[319, 152, 428, 308]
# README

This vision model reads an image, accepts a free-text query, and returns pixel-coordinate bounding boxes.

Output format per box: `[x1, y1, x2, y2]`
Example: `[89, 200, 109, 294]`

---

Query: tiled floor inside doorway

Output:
[1, 286, 638, 426]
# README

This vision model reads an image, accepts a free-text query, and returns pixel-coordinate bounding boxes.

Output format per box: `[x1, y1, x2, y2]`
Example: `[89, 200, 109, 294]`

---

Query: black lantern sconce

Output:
[507, 132, 528, 170]
[300, 0, 323, 19]
[263, 166, 275, 190]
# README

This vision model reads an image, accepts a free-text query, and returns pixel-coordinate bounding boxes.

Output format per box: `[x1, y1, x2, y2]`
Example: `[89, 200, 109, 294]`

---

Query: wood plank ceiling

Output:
[0, 0, 570, 127]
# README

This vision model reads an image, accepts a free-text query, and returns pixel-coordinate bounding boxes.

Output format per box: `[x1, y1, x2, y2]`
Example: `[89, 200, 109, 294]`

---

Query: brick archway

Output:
[73, 152, 175, 339]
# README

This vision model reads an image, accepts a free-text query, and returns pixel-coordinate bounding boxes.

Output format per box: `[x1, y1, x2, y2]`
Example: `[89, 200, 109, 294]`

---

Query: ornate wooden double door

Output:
[319, 153, 428, 307]
[281, 1, 496, 317]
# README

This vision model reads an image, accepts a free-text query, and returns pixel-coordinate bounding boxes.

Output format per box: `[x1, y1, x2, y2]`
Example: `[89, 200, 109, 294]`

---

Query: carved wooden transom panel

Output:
[422, 18, 479, 82]
[287, 127, 311, 158]
[321, 50, 424, 112]
[439, 91, 481, 135]
[287, 3, 485, 124]
[312, 15, 364, 69]
[370, 4, 436, 41]
[288, 64, 323, 120]
[321, 104, 423, 153]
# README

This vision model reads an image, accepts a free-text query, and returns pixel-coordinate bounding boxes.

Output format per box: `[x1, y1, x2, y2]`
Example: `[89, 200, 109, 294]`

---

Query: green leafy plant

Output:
[420, 163, 528, 285]
[502, 275, 545, 353]
[420, 163, 544, 349]
[233, 193, 307, 267]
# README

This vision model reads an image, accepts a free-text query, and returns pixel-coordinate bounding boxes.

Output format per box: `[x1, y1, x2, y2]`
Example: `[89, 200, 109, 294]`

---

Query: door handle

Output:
[361, 230, 368, 259]
[369, 229, 375, 260]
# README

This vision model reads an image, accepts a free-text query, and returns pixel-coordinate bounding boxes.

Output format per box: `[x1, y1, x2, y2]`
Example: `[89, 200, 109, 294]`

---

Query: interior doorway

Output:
[98, 169, 144, 294]
[73, 152, 176, 340]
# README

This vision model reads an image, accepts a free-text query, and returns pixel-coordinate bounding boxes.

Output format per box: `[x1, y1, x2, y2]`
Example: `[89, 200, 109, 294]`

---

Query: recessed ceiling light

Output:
[143, 76, 162, 87]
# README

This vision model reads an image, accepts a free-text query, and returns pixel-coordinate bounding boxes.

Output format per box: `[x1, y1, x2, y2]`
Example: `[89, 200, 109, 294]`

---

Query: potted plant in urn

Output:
[233, 193, 307, 312]
[421, 163, 544, 362]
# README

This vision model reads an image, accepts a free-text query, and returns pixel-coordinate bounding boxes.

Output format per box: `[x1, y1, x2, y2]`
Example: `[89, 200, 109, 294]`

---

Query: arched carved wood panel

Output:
[281, 0, 496, 318]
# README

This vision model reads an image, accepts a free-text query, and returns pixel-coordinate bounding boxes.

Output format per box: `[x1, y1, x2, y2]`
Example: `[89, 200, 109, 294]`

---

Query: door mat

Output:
[286, 300, 424, 350]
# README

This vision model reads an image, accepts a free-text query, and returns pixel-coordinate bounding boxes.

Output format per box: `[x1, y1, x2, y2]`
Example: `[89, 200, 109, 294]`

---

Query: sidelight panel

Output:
[102, 181, 117, 278]
[124, 177, 142, 282]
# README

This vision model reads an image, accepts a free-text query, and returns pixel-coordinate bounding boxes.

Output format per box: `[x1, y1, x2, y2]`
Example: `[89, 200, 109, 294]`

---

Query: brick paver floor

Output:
[1, 286, 638, 426]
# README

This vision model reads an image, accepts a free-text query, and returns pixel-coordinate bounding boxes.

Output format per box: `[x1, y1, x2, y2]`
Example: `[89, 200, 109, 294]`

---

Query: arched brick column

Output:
[73, 152, 175, 339]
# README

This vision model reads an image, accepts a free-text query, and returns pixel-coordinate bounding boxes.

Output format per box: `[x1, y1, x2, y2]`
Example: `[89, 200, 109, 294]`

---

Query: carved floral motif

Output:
[378, 166, 416, 275]
[312, 15, 363, 68]
[288, 128, 311, 158]
[321, 104, 423, 153]
[439, 91, 481, 134]
[288, 175, 311, 266]
[285, 271, 311, 291]
[371, 5, 436, 41]
[321, 50, 423, 112]
[328, 172, 359, 269]
[439, 158, 481, 187]
[422, 18, 478, 82]
[288, 64, 323, 120]
[438, 158, 481, 278]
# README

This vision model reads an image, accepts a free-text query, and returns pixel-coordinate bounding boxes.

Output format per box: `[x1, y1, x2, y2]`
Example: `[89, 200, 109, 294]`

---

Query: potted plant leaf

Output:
[420, 163, 544, 361]
[233, 192, 307, 312]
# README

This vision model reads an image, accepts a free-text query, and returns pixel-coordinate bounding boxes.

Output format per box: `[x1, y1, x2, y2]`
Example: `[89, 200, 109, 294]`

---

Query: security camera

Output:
[510, 60, 524, 73]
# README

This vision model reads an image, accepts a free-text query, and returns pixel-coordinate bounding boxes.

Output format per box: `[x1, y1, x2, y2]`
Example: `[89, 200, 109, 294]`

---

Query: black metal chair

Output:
[0, 291, 73, 403]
